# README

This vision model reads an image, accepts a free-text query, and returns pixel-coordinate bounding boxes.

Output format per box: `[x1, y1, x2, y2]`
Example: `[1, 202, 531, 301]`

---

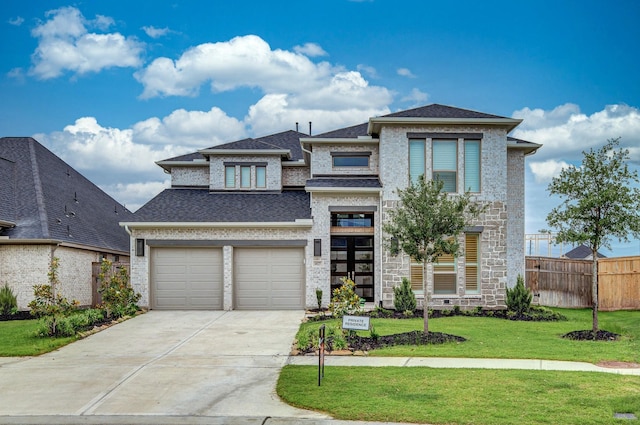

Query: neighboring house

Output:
[0, 137, 133, 309]
[122, 104, 541, 311]
[563, 244, 607, 260]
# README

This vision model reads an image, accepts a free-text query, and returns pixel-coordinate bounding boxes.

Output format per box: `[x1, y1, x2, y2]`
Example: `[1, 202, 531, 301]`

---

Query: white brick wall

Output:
[282, 166, 310, 186]
[0, 244, 127, 310]
[311, 144, 379, 175]
[171, 166, 209, 186]
[507, 149, 526, 288]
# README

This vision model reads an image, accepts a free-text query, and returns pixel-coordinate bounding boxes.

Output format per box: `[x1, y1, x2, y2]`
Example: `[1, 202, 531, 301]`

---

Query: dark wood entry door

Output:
[330, 236, 374, 301]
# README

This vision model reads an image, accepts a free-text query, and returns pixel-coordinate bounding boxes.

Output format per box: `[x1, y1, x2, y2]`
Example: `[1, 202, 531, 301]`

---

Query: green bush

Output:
[506, 275, 532, 314]
[315, 288, 323, 310]
[329, 277, 361, 318]
[393, 277, 417, 313]
[98, 259, 141, 319]
[35, 308, 107, 337]
[0, 284, 18, 315]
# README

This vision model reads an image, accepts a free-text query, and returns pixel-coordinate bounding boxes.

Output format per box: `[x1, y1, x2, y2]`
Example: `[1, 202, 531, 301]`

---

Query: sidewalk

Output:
[287, 355, 640, 375]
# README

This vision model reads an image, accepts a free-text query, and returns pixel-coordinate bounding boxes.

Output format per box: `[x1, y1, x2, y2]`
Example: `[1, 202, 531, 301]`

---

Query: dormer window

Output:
[224, 162, 268, 190]
[331, 151, 371, 168]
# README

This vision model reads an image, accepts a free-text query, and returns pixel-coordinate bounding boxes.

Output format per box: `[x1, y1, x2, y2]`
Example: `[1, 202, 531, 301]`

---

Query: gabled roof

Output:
[128, 189, 311, 223]
[0, 137, 132, 253]
[158, 130, 308, 171]
[383, 104, 508, 119]
[312, 122, 369, 139]
[564, 244, 607, 259]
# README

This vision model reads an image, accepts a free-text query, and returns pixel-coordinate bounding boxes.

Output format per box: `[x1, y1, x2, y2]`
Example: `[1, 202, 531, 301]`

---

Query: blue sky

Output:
[1, 0, 639, 256]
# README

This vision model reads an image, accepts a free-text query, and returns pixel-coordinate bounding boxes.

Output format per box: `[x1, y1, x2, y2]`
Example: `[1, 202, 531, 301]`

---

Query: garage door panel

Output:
[151, 247, 223, 310]
[234, 247, 304, 310]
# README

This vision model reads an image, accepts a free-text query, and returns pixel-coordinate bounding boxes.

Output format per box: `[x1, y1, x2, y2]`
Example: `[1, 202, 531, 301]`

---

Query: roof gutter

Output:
[367, 117, 523, 134]
[120, 219, 314, 230]
[304, 187, 382, 194]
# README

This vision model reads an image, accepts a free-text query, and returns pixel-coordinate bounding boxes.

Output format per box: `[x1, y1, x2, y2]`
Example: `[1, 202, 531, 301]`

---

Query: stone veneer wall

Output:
[209, 155, 282, 190]
[282, 166, 310, 186]
[310, 144, 379, 176]
[506, 149, 526, 288]
[378, 125, 510, 310]
[129, 227, 313, 309]
[171, 166, 209, 187]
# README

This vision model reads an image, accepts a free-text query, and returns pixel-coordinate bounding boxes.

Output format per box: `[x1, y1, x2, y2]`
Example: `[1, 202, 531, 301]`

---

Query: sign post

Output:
[318, 324, 325, 386]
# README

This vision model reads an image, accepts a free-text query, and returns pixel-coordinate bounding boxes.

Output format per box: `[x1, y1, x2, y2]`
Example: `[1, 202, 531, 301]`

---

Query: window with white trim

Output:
[432, 140, 457, 193]
[464, 140, 481, 192]
[225, 166, 235, 188]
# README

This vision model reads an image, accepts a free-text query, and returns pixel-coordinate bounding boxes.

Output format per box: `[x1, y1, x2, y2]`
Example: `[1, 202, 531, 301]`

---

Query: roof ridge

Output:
[28, 138, 50, 238]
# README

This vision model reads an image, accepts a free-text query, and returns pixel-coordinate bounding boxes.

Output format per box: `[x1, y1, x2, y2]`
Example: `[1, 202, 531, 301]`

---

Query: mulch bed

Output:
[347, 331, 466, 351]
[562, 329, 621, 341]
[0, 311, 33, 321]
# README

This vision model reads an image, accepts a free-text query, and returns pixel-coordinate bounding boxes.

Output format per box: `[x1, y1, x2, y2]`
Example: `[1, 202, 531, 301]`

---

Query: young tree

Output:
[546, 138, 640, 332]
[384, 178, 484, 333]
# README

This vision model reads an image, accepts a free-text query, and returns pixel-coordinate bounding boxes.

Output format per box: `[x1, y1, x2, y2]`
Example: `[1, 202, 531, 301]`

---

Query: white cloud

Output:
[100, 181, 170, 212]
[8, 16, 24, 26]
[528, 159, 572, 183]
[29, 6, 144, 79]
[512, 103, 640, 163]
[293, 42, 327, 57]
[401, 88, 429, 105]
[142, 26, 171, 39]
[7, 67, 25, 82]
[132, 107, 246, 147]
[135, 35, 336, 98]
[397, 68, 416, 78]
[356, 64, 378, 79]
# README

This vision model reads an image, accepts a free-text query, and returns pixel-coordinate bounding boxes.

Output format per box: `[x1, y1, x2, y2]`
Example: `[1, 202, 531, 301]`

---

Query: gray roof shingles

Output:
[0, 137, 133, 252]
[306, 177, 382, 189]
[130, 189, 311, 223]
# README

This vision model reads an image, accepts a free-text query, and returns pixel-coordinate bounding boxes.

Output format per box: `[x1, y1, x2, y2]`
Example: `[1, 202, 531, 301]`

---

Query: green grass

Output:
[277, 366, 640, 425]
[0, 319, 76, 356]
[298, 309, 640, 363]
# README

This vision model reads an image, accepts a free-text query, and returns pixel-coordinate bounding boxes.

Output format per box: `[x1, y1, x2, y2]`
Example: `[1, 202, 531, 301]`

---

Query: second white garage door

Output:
[234, 247, 304, 310]
[151, 247, 223, 310]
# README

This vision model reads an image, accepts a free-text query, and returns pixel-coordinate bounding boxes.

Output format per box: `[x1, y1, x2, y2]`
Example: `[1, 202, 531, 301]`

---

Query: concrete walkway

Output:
[288, 354, 640, 375]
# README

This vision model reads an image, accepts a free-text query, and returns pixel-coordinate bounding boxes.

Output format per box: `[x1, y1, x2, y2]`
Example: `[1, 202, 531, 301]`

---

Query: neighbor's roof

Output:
[564, 244, 608, 259]
[0, 137, 132, 253]
[128, 189, 311, 223]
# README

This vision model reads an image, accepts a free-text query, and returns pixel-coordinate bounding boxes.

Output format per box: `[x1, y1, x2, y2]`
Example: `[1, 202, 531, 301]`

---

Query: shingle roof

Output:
[306, 176, 382, 189]
[130, 189, 311, 222]
[0, 137, 132, 252]
[383, 104, 508, 119]
[313, 123, 369, 138]
[564, 244, 607, 259]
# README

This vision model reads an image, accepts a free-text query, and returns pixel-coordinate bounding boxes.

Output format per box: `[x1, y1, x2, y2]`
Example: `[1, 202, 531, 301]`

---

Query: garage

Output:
[234, 247, 305, 310]
[151, 247, 223, 310]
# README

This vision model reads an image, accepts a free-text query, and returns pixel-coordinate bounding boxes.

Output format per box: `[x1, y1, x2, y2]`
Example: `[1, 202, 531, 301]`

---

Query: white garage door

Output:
[234, 247, 304, 310]
[151, 247, 223, 310]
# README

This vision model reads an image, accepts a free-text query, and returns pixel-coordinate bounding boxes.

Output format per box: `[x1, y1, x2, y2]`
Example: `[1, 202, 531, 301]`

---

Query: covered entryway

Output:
[151, 247, 223, 310]
[234, 247, 304, 310]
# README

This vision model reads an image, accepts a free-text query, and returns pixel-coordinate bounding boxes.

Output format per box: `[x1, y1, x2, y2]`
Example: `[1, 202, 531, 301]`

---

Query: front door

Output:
[330, 236, 374, 301]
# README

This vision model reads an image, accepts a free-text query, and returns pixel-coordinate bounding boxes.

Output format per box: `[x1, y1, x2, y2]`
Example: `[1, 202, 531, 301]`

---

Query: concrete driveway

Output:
[0, 311, 329, 422]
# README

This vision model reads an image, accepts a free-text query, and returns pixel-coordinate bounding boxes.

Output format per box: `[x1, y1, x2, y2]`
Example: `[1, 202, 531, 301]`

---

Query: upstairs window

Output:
[331, 151, 371, 167]
[464, 140, 481, 192]
[432, 140, 457, 192]
[224, 162, 268, 189]
[409, 140, 426, 185]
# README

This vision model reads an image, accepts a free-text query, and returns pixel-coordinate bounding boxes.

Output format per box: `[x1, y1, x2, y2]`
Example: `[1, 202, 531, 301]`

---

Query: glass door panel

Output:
[330, 235, 374, 301]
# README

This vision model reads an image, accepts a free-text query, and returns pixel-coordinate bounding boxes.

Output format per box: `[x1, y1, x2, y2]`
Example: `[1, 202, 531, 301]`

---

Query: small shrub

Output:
[403, 309, 414, 318]
[329, 277, 361, 318]
[393, 278, 417, 313]
[0, 284, 18, 315]
[370, 306, 394, 318]
[506, 274, 532, 314]
[453, 305, 461, 315]
[98, 260, 141, 319]
[315, 288, 323, 310]
[370, 324, 379, 341]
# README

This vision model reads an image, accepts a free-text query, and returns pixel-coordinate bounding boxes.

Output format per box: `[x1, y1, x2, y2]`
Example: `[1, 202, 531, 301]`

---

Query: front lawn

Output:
[277, 366, 640, 425]
[296, 309, 640, 363]
[0, 319, 76, 356]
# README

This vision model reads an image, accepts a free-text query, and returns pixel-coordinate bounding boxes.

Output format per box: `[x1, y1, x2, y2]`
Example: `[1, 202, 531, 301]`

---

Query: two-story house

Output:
[121, 104, 540, 311]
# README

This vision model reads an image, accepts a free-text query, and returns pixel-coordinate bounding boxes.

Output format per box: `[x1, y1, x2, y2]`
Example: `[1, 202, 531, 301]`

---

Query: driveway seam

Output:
[77, 312, 230, 416]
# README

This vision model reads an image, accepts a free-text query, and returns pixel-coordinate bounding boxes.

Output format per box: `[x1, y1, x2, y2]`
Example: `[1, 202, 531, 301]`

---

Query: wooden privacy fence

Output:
[525, 256, 640, 311]
[91, 262, 130, 307]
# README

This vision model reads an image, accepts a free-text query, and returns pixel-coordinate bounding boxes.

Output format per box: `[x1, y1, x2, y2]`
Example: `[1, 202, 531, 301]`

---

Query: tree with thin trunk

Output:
[546, 138, 640, 332]
[384, 178, 484, 334]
